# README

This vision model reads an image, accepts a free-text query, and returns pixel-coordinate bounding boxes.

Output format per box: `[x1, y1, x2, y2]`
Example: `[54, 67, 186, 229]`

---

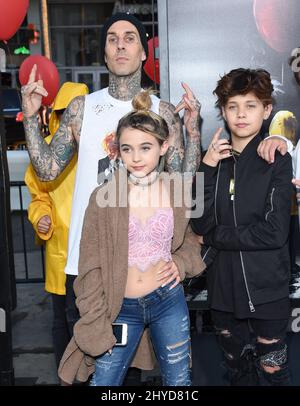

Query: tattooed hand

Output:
[174, 82, 201, 138]
[159, 101, 184, 173]
[21, 64, 48, 118]
[173, 83, 201, 174]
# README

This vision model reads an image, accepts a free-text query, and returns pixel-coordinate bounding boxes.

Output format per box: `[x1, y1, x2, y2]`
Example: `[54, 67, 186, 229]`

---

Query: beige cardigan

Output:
[58, 169, 206, 384]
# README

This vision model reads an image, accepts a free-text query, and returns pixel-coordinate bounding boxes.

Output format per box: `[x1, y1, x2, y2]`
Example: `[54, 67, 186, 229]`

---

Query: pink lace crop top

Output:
[128, 208, 174, 272]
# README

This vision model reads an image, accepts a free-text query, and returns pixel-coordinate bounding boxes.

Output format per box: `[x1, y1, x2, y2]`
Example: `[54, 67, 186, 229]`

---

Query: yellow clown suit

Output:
[25, 82, 89, 295]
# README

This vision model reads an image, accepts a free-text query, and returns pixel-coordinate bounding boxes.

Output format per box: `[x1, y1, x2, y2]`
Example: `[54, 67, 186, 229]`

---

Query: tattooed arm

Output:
[159, 100, 184, 173]
[23, 96, 84, 181]
[175, 83, 201, 174]
[182, 105, 201, 174]
[159, 84, 201, 175]
[21, 64, 84, 181]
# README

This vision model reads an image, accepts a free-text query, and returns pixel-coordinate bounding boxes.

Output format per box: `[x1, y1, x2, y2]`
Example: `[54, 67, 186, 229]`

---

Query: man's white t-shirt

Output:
[65, 88, 160, 275]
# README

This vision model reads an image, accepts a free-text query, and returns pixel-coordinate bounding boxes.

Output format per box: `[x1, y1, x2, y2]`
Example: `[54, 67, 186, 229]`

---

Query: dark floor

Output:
[9, 211, 300, 386]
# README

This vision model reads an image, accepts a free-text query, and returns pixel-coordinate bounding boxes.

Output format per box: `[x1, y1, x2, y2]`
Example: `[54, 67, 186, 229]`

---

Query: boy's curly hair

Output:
[214, 68, 274, 110]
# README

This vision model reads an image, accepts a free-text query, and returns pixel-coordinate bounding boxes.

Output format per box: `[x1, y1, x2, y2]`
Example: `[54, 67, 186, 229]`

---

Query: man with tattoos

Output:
[21, 13, 201, 334]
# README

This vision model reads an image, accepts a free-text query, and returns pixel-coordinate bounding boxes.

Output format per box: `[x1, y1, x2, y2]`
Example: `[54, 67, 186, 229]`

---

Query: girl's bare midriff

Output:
[125, 260, 170, 298]
[125, 179, 172, 298]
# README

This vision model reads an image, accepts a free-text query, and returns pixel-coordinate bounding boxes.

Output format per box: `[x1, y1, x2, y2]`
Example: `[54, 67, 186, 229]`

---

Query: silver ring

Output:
[21, 86, 27, 94]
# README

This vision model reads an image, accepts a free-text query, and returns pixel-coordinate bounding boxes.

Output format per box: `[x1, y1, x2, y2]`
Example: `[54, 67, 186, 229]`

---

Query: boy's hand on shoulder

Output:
[292, 178, 300, 188]
[257, 137, 287, 164]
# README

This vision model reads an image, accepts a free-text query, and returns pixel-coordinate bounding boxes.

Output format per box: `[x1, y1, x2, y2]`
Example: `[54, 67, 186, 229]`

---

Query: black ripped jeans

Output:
[211, 310, 291, 386]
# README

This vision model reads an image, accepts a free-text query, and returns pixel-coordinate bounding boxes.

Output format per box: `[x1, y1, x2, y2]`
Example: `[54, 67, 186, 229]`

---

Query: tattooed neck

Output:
[108, 69, 142, 101]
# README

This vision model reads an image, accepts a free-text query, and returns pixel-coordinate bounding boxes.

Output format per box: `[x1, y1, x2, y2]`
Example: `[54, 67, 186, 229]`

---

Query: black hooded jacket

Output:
[191, 133, 293, 316]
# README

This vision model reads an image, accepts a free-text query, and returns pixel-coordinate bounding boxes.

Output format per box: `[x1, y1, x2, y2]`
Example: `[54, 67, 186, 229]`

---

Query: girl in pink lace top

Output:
[128, 207, 173, 272]
[76, 88, 204, 387]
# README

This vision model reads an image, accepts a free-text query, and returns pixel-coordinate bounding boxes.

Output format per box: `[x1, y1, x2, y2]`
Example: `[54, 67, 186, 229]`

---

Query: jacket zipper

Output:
[215, 164, 221, 226]
[195, 165, 221, 288]
[265, 188, 275, 221]
[233, 163, 255, 313]
[195, 164, 221, 286]
[202, 246, 212, 262]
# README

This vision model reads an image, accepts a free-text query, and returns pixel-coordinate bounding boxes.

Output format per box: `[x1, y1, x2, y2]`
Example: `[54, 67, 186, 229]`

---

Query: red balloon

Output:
[0, 0, 29, 41]
[19, 55, 60, 106]
[144, 37, 160, 84]
[253, 0, 300, 53]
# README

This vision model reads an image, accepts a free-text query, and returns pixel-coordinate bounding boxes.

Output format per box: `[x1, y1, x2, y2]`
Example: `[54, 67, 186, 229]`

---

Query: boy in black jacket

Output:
[191, 68, 292, 386]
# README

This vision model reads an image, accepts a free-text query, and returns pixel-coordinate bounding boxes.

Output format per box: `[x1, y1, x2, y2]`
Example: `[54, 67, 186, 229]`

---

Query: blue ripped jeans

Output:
[90, 283, 191, 386]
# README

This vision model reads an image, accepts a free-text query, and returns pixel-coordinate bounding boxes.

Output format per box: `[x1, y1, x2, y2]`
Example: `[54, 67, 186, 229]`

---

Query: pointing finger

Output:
[28, 64, 37, 84]
[181, 82, 194, 99]
[211, 128, 223, 144]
